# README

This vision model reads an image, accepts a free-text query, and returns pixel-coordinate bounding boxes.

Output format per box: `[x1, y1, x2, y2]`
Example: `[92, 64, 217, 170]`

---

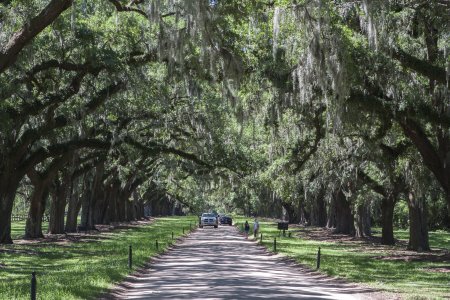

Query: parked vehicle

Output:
[200, 213, 218, 228]
[219, 215, 232, 225]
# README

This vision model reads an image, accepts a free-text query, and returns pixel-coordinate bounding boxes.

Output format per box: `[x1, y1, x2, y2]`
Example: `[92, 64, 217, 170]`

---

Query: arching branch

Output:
[0, 0, 73, 73]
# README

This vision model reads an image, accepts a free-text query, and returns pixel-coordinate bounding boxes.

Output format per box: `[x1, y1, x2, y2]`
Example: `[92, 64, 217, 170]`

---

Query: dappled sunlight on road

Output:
[103, 226, 376, 299]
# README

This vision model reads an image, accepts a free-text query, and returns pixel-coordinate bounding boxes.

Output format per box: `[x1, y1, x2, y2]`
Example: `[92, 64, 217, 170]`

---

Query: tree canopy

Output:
[0, 0, 448, 250]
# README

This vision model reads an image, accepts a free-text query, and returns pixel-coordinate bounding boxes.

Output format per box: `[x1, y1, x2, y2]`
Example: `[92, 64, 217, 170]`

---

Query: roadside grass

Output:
[234, 217, 450, 299]
[0, 216, 197, 300]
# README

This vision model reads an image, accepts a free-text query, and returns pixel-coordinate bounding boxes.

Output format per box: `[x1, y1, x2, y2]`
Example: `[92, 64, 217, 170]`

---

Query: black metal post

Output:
[128, 245, 132, 269]
[260, 233, 262, 243]
[156, 239, 159, 250]
[317, 247, 321, 269]
[274, 237, 277, 252]
[31, 272, 36, 300]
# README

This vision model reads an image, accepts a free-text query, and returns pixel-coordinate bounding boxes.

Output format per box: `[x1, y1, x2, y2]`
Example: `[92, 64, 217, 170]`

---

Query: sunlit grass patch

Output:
[234, 217, 450, 299]
[0, 216, 197, 300]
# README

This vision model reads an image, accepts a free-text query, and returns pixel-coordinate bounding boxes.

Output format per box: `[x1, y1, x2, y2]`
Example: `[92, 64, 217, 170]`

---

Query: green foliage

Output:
[0, 0, 448, 248]
[393, 201, 409, 228]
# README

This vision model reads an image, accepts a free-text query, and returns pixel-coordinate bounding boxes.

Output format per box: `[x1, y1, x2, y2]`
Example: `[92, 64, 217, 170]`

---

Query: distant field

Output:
[1, 216, 197, 300]
[235, 217, 450, 299]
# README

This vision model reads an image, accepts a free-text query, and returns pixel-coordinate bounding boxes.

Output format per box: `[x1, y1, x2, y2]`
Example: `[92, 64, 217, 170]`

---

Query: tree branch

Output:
[18, 138, 111, 178]
[392, 48, 447, 86]
[107, 0, 148, 18]
[0, 0, 73, 73]
[12, 81, 125, 163]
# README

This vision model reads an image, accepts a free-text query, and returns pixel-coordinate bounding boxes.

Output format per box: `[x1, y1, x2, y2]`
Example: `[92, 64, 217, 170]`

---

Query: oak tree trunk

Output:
[0, 188, 18, 244]
[310, 188, 327, 227]
[381, 196, 396, 245]
[25, 185, 48, 239]
[327, 193, 336, 229]
[48, 186, 67, 234]
[0, 169, 20, 244]
[65, 177, 82, 232]
[408, 192, 430, 251]
[282, 202, 300, 223]
[334, 189, 354, 235]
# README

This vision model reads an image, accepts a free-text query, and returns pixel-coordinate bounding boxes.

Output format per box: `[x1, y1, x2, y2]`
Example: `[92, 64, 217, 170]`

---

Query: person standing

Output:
[253, 219, 259, 238]
[244, 221, 250, 239]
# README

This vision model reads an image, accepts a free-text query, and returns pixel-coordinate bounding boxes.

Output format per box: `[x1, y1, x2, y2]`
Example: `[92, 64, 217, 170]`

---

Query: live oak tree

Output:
[1, 0, 448, 252]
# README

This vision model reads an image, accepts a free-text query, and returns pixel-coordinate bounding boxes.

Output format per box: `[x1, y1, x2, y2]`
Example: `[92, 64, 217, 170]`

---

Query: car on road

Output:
[219, 215, 232, 225]
[199, 213, 218, 228]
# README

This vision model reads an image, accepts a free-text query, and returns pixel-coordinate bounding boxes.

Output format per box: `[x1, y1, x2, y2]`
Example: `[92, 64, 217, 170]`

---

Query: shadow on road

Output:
[102, 226, 380, 299]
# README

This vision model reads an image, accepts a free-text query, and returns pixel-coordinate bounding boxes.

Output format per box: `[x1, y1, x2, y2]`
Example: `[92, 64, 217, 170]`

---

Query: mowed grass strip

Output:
[0, 216, 197, 300]
[235, 217, 450, 299]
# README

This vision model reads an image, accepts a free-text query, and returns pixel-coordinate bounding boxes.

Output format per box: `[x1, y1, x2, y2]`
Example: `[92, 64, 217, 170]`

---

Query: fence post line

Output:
[31, 271, 36, 300]
[128, 245, 132, 269]
[317, 247, 321, 269]
[274, 237, 277, 252]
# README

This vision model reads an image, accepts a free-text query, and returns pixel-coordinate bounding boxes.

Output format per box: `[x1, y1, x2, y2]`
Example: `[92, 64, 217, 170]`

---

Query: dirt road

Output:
[105, 225, 379, 299]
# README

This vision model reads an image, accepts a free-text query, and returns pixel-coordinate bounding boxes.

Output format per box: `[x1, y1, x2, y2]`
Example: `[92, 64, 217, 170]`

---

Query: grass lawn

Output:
[0, 216, 197, 299]
[235, 217, 450, 299]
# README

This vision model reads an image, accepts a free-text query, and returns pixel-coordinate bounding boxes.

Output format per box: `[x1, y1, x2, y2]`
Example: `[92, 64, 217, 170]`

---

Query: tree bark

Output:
[381, 196, 396, 245]
[65, 176, 81, 232]
[92, 182, 107, 224]
[48, 172, 71, 234]
[334, 189, 355, 235]
[107, 180, 121, 222]
[327, 193, 337, 228]
[354, 201, 371, 238]
[0, 162, 22, 244]
[85, 163, 104, 229]
[310, 187, 327, 227]
[282, 201, 300, 223]
[363, 201, 371, 236]
[25, 184, 48, 239]
[399, 118, 449, 219]
[80, 174, 93, 229]
[48, 188, 66, 234]
[0, 0, 74, 73]
[408, 191, 430, 251]
[0, 185, 19, 244]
